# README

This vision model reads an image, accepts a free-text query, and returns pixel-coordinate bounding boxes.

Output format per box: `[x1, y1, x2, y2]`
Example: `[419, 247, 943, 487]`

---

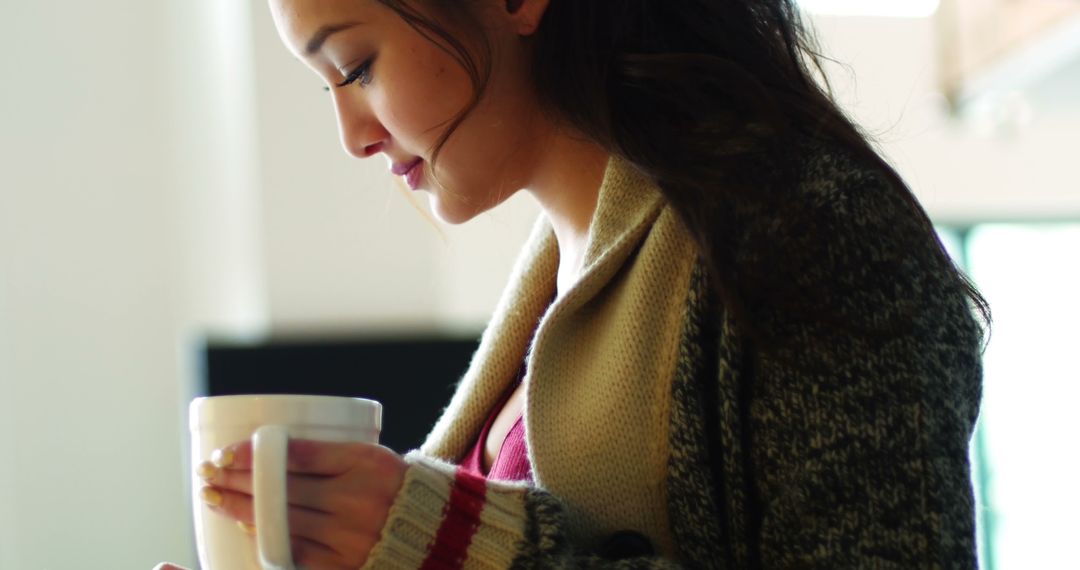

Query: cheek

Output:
[377, 49, 474, 149]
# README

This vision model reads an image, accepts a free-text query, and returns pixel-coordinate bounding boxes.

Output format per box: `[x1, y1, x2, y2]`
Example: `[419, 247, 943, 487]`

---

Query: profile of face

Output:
[269, 0, 552, 224]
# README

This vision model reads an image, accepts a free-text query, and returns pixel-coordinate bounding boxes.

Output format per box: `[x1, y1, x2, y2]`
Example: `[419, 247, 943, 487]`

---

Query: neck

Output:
[524, 128, 609, 298]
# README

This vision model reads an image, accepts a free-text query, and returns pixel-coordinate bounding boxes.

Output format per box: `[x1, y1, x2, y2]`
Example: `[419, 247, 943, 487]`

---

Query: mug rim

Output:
[192, 394, 380, 404]
[189, 394, 382, 432]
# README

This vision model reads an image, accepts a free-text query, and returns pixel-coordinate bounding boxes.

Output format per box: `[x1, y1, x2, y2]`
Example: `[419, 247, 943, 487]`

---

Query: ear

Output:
[504, 0, 550, 37]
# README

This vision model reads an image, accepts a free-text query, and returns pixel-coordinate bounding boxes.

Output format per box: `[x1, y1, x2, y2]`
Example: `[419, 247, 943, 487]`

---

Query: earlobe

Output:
[507, 0, 549, 36]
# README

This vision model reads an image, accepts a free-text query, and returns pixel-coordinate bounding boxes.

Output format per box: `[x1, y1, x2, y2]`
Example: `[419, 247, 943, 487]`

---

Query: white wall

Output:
[0, 1, 195, 567]
[0, 268, 18, 568]
[1, 4, 1077, 570]
[0, 0, 271, 567]
[811, 14, 1080, 223]
[167, 0, 268, 337]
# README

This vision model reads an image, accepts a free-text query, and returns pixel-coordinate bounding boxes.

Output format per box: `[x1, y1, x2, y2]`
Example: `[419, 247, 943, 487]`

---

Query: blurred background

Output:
[1, 0, 1077, 568]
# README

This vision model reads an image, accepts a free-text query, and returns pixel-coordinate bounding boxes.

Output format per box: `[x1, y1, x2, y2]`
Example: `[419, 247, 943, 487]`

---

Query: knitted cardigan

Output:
[362, 142, 984, 568]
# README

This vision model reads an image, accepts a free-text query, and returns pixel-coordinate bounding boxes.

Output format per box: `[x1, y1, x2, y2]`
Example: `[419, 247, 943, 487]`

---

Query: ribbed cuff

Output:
[361, 451, 531, 569]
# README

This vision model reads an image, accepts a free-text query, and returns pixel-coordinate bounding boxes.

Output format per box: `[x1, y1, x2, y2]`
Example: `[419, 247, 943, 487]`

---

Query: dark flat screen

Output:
[198, 335, 480, 454]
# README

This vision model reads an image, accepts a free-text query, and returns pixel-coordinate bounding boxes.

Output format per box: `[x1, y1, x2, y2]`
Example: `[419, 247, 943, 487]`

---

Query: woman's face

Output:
[268, 0, 551, 224]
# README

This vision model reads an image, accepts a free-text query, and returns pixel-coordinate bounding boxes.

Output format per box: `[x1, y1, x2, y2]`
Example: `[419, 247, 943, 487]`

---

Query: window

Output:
[798, 0, 940, 18]
[938, 223, 1080, 569]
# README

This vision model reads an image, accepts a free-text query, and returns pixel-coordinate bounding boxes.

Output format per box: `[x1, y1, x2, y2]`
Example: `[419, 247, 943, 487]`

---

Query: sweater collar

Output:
[419, 154, 669, 459]
[560, 154, 666, 306]
[491, 152, 667, 316]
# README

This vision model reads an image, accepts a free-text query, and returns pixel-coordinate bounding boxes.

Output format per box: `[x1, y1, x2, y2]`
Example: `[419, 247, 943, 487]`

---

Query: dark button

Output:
[600, 530, 655, 560]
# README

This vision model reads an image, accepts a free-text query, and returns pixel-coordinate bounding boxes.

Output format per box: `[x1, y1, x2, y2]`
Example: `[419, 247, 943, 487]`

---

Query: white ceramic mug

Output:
[189, 395, 382, 570]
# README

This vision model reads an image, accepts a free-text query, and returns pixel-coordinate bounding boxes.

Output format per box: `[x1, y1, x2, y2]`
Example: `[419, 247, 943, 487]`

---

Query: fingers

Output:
[200, 487, 382, 541]
[198, 464, 338, 514]
[289, 535, 363, 570]
[193, 438, 403, 569]
[201, 485, 387, 539]
[200, 486, 381, 567]
[213, 439, 386, 477]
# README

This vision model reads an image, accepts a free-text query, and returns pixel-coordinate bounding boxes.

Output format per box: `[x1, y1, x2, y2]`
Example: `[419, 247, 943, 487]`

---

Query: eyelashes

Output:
[323, 57, 375, 92]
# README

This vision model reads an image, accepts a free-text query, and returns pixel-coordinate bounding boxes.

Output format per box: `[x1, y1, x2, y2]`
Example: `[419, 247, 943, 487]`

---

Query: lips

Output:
[391, 157, 422, 176]
[404, 161, 424, 191]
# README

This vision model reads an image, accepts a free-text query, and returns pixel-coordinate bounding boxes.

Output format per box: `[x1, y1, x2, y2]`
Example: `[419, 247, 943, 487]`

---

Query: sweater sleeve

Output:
[735, 148, 984, 567]
[361, 451, 686, 569]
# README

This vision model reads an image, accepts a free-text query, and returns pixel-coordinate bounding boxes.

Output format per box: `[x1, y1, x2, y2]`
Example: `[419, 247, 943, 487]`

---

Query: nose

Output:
[331, 90, 389, 159]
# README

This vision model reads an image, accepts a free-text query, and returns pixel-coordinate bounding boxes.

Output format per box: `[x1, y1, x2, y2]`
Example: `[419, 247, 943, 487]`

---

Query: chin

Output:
[428, 194, 482, 225]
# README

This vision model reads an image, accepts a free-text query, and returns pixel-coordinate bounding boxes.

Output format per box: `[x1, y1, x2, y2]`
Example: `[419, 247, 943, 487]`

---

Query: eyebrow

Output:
[305, 22, 365, 55]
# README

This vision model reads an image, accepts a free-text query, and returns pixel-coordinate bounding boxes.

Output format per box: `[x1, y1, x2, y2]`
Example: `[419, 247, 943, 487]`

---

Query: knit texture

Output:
[363, 452, 530, 569]
[418, 154, 696, 557]
[362, 140, 983, 568]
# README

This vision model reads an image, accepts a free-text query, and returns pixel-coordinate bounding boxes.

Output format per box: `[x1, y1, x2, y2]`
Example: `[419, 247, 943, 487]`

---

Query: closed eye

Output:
[323, 57, 375, 92]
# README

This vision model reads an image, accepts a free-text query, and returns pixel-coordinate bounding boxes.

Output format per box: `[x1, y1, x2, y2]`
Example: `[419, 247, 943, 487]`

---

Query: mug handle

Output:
[253, 424, 294, 570]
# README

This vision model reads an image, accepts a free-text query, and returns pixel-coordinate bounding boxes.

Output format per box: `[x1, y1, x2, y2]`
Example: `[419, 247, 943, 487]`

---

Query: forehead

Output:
[269, 0, 376, 51]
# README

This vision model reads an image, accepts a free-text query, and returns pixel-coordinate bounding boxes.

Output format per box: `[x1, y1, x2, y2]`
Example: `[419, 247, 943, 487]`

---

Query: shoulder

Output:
[738, 135, 943, 279]
[737, 138, 908, 278]
[734, 136, 979, 349]
[751, 136, 921, 245]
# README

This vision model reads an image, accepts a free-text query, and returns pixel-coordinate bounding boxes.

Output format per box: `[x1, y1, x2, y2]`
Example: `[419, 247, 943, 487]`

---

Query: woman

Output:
[170, 0, 990, 567]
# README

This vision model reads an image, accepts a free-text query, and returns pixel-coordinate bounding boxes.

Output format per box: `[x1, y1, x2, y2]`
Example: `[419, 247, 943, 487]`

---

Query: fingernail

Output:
[200, 486, 223, 507]
[237, 521, 256, 536]
[196, 461, 218, 480]
[211, 448, 234, 468]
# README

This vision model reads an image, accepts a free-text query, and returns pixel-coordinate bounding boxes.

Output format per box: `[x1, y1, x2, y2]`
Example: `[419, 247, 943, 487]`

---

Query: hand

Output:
[195, 439, 407, 569]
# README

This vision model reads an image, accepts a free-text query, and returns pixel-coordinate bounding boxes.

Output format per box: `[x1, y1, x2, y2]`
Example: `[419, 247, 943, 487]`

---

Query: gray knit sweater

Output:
[362, 141, 983, 569]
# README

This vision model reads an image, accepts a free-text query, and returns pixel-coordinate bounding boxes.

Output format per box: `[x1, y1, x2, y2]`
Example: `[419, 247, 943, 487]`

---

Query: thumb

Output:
[153, 564, 190, 570]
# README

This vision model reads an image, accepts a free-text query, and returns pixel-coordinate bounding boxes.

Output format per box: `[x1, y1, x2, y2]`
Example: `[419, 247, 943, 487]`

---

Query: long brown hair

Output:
[375, 0, 990, 348]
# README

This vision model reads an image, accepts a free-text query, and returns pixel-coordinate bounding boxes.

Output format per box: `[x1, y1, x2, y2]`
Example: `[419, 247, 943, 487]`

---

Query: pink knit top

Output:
[459, 366, 533, 483]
